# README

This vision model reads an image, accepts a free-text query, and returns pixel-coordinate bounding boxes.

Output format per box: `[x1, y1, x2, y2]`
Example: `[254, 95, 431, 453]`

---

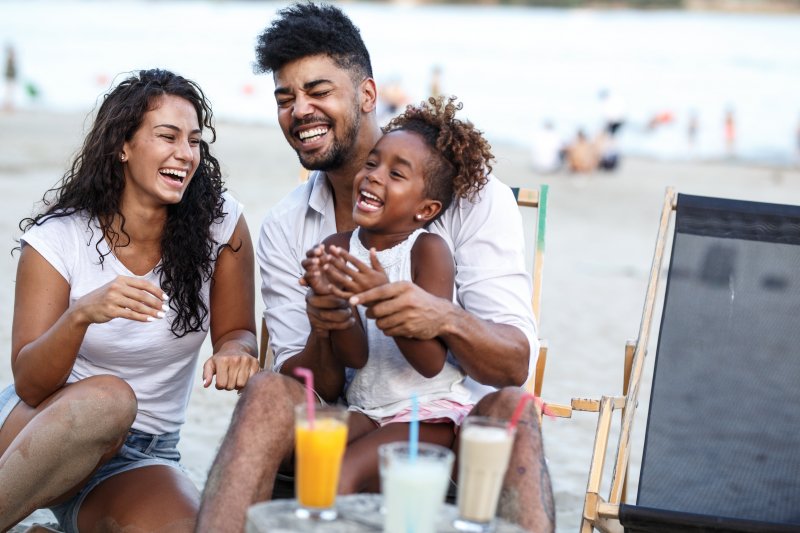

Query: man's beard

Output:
[296, 106, 361, 172]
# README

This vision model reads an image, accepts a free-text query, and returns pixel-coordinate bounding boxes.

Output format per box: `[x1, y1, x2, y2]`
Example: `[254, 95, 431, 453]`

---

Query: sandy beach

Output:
[2, 109, 800, 532]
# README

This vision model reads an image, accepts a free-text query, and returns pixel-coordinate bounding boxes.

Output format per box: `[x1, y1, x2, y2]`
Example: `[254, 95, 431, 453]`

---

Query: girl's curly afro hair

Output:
[383, 95, 493, 215]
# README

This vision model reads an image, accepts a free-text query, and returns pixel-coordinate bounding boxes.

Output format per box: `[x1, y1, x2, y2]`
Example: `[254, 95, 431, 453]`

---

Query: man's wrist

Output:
[436, 298, 463, 339]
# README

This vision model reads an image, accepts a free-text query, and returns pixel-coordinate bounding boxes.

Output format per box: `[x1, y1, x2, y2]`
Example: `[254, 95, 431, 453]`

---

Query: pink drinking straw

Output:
[293, 367, 315, 429]
[507, 393, 554, 435]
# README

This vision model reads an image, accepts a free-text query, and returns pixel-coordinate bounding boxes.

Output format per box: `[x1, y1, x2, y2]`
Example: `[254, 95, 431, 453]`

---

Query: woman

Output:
[0, 69, 258, 532]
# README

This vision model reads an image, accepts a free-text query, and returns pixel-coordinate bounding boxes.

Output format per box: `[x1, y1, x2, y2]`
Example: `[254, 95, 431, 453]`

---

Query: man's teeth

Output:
[298, 127, 328, 141]
[160, 169, 186, 181]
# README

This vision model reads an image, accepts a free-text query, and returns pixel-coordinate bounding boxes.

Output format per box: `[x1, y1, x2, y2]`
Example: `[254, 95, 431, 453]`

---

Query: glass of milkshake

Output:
[454, 416, 515, 532]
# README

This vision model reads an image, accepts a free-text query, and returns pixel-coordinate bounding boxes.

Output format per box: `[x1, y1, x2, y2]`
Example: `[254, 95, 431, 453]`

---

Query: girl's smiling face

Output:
[352, 130, 442, 241]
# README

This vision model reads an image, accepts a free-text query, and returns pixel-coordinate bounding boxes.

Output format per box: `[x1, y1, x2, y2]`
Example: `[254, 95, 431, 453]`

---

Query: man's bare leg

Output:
[468, 387, 555, 533]
[197, 372, 305, 533]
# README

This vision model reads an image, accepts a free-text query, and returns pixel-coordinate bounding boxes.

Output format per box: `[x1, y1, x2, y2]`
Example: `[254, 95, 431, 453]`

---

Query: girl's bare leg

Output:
[339, 420, 455, 494]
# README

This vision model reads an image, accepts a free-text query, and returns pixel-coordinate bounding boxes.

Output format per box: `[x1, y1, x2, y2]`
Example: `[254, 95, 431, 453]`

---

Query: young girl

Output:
[303, 95, 493, 491]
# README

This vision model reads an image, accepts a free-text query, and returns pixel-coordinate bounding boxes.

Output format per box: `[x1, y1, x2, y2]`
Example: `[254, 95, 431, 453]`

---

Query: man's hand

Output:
[349, 281, 452, 339]
[305, 291, 355, 332]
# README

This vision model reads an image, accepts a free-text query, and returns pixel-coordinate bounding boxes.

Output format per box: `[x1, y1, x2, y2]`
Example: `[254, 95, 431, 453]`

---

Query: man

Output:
[197, 4, 554, 532]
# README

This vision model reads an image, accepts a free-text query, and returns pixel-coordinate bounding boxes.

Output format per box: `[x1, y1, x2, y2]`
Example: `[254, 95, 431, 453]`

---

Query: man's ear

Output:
[416, 199, 443, 223]
[360, 77, 377, 113]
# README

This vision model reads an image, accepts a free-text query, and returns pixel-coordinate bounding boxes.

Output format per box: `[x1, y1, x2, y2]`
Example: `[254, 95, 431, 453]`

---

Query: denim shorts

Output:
[0, 383, 21, 430]
[48, 428, 185, 533]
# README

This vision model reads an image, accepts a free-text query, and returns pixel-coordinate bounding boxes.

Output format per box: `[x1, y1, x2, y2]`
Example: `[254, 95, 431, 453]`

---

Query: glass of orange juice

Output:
[294, 404, 349, 520]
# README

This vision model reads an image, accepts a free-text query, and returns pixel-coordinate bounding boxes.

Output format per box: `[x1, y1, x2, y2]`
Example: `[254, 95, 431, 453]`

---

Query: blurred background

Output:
[2, 1, 800, 531]
[2, 0, 800, 169]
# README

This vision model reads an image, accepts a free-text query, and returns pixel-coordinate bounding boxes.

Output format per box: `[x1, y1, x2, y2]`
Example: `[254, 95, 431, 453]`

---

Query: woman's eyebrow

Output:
[154, 124, 202, 135]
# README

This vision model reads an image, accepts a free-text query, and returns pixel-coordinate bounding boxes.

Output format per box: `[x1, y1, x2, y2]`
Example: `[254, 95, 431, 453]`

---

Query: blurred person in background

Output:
[529, 120, 564, 173]
[599, 88, 625, 137]
[565, 129, 599, 173]
[724, 107, 736, 157]
[3, 44, 17, 112]
[429, 64, 443, 99]
[687, 110, 699, 151]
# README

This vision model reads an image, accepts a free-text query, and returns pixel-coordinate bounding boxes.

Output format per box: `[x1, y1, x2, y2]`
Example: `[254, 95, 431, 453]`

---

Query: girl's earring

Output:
[415, 214, 422, 220]
[120, 153, 127, 162]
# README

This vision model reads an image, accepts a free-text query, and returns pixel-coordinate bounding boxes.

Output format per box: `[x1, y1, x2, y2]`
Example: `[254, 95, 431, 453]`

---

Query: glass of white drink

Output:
[454, 416, 515, 532]
[379, 441, 454, 533]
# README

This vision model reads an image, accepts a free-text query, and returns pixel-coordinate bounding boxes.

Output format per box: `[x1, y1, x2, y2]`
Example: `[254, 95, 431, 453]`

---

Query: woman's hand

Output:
[202, 344, 260, 391]
[72, 275, 168, 325]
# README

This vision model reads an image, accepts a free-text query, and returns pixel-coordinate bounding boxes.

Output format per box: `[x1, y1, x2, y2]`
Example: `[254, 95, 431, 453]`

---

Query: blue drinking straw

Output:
[409, 393, 419, 462]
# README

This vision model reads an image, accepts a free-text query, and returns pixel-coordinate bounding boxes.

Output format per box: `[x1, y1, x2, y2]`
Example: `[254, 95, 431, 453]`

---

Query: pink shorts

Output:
[377, 399, 473, 428]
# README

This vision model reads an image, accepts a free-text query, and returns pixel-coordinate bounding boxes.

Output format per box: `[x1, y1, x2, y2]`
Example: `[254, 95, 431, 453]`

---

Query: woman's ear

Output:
[415, 199, 442, 223]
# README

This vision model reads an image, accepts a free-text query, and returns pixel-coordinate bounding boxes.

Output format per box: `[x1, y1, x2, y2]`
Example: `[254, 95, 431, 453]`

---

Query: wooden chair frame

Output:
[514, 185, 548, 398]
[577, 188, 677, 533]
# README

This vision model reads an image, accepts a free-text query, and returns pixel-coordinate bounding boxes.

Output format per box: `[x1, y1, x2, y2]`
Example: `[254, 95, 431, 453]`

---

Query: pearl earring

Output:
[415, 214, 422, 220]
[120, 153, 126, 162]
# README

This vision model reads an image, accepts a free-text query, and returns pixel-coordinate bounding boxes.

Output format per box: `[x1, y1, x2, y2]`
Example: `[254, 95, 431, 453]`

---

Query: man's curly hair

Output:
[18, 69, 228, 338]
[255, 2, 372, 83]
[384, 96, 493, 215]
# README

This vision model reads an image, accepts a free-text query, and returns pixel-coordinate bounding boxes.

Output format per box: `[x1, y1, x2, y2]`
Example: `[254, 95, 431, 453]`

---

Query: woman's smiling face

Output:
[120, 94, 201, 208]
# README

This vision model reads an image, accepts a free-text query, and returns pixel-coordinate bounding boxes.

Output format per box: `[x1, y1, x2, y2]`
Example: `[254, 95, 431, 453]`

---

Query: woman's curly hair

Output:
[18, 69, 228, 337]
[383, 96, 493, 216]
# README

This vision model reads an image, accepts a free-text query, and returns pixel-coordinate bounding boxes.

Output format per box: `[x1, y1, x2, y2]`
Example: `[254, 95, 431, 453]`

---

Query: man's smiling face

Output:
[273, 54, 362, 171]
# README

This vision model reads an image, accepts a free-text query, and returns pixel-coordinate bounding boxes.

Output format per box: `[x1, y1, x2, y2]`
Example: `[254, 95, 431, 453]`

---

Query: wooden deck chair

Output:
[511, 185, 549, 398]
[580, 188, 800, 532]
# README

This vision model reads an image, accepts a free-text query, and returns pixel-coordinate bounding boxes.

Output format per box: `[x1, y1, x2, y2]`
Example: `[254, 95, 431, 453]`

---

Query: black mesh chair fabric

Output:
[621, 194, 800, 532]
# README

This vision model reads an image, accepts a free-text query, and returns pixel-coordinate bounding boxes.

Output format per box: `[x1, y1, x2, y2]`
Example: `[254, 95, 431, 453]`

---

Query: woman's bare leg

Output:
[78, 465, 199, 532]
[0, 375, 136, 530]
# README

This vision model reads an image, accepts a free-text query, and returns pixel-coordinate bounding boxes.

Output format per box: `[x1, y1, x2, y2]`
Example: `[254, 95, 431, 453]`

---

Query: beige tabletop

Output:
[246, 494, 527, 532]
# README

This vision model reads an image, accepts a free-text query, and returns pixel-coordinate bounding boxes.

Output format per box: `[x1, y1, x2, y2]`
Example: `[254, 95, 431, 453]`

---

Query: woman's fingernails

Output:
[162, 303, 169, 312]
[156, 311, 166, 318]
[162, 293, 170, 301]
[146, 316, 156, 322]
